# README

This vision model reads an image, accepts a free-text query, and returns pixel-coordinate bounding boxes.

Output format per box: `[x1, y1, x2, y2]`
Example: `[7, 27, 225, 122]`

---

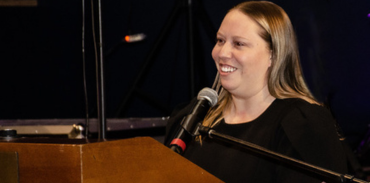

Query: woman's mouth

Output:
[220, 64, 237, 73]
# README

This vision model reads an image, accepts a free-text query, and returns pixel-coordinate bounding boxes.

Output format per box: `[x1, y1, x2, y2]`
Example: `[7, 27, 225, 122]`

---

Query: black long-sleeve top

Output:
[165, 98, 348, 183]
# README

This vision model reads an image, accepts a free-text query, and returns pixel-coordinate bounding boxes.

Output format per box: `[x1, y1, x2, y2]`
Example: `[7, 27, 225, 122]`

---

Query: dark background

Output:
[0, 0, 370, 150]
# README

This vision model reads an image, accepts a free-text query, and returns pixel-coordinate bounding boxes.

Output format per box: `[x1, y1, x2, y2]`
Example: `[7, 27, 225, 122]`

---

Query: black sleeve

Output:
[277, 101, 348, 182]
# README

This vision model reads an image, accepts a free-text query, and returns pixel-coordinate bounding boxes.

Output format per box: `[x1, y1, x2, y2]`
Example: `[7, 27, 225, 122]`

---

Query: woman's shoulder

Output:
[275, 98, 336, 135]
[276, 98, 347, 173]
[275, 98, 332, 120]
[276, 98, 319, 109]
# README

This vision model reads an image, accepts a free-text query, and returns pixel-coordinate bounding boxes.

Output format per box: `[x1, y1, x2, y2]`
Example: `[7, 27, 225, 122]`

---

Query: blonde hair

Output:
[203, 1, 318, 127]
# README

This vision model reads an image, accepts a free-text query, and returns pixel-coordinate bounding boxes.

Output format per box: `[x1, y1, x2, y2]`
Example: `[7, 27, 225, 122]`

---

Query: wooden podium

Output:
[0, 137, 223, 183]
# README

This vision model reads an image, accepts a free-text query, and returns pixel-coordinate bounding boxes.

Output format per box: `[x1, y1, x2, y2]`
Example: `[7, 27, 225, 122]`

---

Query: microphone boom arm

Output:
[197, 125, 369, 183]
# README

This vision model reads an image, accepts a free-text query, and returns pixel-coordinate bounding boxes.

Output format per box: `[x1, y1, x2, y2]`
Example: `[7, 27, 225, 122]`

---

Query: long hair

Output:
[203, 1, 318, 127]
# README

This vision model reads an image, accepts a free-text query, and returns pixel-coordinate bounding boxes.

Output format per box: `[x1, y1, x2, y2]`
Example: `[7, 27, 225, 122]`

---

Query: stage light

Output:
[124, 33, 146, 43]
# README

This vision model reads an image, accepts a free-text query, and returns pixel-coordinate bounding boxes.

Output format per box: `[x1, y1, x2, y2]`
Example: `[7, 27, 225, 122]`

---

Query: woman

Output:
[165, 1, 348, 182]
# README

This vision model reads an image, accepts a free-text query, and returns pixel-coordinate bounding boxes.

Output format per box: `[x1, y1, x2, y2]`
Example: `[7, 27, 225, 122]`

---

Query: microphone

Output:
[169, 87, 218, 154]
[123, 33, 146, 43]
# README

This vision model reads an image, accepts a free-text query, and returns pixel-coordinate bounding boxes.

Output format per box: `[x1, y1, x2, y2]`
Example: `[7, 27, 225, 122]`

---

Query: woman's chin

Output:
[220, 83, 237, 92]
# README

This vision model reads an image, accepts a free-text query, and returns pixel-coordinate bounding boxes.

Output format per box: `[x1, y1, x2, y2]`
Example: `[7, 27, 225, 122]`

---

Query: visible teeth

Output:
[221, 66, 237, 73]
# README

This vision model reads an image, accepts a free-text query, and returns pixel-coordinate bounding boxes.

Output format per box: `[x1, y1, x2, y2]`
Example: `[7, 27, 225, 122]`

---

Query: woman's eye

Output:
[216, 38, 225, 44]
[234, 42, 244, 47]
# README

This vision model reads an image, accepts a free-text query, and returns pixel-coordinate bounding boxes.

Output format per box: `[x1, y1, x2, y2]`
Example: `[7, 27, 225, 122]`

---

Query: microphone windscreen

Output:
[197, 88, 218, 107]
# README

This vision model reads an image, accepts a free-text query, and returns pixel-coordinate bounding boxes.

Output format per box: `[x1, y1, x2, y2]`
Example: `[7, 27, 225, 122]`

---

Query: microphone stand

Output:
[197, 125, 369, 183]
[95, 0, 106, 140]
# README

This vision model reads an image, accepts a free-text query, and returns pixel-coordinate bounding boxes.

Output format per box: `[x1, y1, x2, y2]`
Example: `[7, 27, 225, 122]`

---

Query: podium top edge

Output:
[0, 137, 104, 144]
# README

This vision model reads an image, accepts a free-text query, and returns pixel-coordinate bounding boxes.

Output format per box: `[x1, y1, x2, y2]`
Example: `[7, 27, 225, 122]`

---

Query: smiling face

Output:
[212, 10, 272, 98]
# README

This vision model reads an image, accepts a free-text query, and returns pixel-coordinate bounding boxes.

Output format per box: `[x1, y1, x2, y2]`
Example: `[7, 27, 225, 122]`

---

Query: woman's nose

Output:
[218, 43, 232, 58]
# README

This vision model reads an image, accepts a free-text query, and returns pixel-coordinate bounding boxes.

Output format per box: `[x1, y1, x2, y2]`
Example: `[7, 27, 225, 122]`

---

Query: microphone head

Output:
[197, 88, 218, 107]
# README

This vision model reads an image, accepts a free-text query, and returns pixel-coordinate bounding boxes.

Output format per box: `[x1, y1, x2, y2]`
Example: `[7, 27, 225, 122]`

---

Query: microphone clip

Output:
[180, 116, 202, 137]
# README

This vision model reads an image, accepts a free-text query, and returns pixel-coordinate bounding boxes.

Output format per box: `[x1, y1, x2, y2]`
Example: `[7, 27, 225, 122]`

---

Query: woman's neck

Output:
[223, 85, 275, 124]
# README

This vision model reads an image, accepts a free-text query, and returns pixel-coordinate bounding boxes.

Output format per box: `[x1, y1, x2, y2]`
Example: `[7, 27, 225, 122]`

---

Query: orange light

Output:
[125, 35, 130, 42]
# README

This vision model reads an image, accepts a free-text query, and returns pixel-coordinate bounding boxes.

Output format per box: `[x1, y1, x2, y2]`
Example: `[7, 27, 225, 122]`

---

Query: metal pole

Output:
[187, 0, 195, 98]
[97, 0, 106, 140]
